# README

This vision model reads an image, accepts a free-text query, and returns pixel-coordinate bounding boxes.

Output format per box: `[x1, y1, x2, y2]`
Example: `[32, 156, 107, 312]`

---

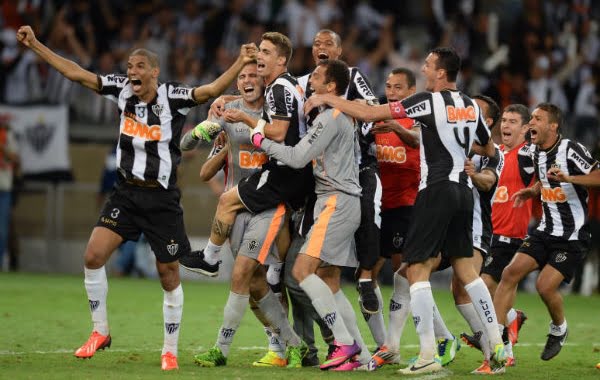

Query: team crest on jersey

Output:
[135, 105, 146, 119]
[167, 241, 179, 256]
[555, 252, 567, 263]
[152, 104, 164, 117]
[165, 323, 179, 334]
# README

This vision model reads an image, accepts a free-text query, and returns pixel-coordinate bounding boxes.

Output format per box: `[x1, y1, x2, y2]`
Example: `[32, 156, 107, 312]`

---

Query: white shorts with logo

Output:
[301, 192, 360, 268]
[229, 204, 286, 265]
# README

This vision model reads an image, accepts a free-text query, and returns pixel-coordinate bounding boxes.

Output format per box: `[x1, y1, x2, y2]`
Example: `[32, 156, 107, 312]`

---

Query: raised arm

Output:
[192, 43, 257, 104]
[305, 94, 392, 122]
[16, 25, 99, 91]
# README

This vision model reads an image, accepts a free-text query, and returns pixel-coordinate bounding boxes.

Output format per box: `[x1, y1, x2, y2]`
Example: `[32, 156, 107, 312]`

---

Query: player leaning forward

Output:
[253, 59, 371, 371]
[16, 25, 257, 370]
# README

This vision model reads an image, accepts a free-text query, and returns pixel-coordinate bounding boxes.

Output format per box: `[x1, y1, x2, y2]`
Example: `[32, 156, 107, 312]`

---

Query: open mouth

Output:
[257, 63, 266, 69]
[529, 129, 538, 139]
[317, 53, 329, 60]
[243, 86, 254, 93]
[130, 79, 142, 91]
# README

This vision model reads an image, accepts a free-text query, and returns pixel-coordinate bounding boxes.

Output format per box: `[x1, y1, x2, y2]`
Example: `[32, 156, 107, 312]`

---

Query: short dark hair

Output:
[315, 29, 342, 47]
[430, 47, 461, 82]
[535, 102, 563, 130]
[262, 32, 293, 66]
[390, 68, 416, 88]
[473, 94, 501, 129]
[129, 48, 159, 67]
[503, 104, 530, 126]
[318, 59, 350, 96]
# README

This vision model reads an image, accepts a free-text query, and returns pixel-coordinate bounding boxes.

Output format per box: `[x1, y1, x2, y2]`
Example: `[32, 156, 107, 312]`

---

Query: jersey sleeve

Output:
[97, 74, 128, 103]
[399, 92, 437, 127]
[347, 68, 378, 102]
[473, 112, 490, 146]
[267, 83, 293, 120]
[261, 111, 338, 168]
[481, 146, 504, 180]
[566, 141, 599, 175]
[517, 144, 535, 186]
[166, 82, 198, 114]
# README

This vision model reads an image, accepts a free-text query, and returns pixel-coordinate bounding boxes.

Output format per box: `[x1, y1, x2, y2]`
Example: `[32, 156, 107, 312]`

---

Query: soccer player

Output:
[494, 102, 600, 361]
[253, 59, 370, 371]
[298, 29, 383, 316]
[453, 95, 504, 374]
[180, 62, 298, 367]
[305, 47, 505, 375]
[15, 25, 257, 370]
[369, 67, 420, 366]
[462, 104, 533, 361]
[179, 32, 312, 278]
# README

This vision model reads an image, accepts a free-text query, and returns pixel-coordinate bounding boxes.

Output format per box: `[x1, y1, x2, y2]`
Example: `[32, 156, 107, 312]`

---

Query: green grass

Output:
[1, 272, 600, 379]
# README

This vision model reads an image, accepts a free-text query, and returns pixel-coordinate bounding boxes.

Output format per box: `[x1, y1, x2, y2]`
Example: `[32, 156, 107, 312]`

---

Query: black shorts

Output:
[404, 182, 473, 264]
[96, 183, 191, 263]
[518, 230, 587, 283]
[354, 165, 382, 270]
[482, 235, 523, 283]
[238, 162, 313, 214]
[380, 206, 413, 258]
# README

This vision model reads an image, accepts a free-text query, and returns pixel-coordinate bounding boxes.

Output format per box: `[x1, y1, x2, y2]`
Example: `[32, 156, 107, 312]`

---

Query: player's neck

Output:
[434, 80, 456, 92]
[244, 98, 264, 112]
[265, 68, 287, 86]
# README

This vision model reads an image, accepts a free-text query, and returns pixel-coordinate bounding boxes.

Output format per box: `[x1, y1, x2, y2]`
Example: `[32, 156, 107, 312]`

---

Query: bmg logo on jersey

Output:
[493, 186, 509, 203]
[446, 105, 477, 123]
[376, 145, 407, 163]
[122, 115, 161, 141]
[239, 151, 267, 169]
[541, 187, 567, 203]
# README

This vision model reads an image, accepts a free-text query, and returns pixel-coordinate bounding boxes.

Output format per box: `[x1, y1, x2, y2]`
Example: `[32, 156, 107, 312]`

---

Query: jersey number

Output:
[453, 127, 470, 156]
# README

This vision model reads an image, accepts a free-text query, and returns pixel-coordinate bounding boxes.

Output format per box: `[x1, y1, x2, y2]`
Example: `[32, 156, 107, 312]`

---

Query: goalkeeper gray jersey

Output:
[261, 107, 361, 196]
[218, 99, 265, 191]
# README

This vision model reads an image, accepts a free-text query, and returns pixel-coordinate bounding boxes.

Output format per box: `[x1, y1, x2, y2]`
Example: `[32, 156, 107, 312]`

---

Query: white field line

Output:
[1, 342, 598, 355]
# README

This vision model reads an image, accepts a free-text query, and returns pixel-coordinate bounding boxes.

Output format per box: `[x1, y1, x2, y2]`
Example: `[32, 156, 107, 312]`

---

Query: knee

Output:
[84, 243, 108, 269]
[158, 263, 180, 291]
[218, 189, 239, 211]
[292, 263, 309, 284]
[500, 265, 522, 285]
[535, 279, 556, 298]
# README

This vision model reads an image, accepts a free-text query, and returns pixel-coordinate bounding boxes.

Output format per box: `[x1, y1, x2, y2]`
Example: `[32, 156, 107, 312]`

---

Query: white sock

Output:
[265, 327, 286, 358]
[216, 291, 249, 356]
[433, 303, 454, 340]
[385, 272, 410, 353]
[299, 274, 354, 345]
[204, 239, 223, 265]
[266, 262, 283, 287]
[457, 303, 491, 360]
[162, 284, 183, 356]
[506, 308, 517, 325]
[465, 278, 502, 349]
[364, 286, 386, 348]
[334, 290, 371, 364]
[84, 266, 109, 335]
[257, 290, 301, 346]
[549, 320, 567, 336]
[409, 281, 436, 360]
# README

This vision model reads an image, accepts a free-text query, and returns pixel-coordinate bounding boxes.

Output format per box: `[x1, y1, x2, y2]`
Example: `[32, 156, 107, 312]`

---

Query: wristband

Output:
[389, 101, 406, 119]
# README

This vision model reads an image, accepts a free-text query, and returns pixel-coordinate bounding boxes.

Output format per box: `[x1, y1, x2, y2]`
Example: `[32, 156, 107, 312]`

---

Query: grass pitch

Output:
[1, 272, 600, 379]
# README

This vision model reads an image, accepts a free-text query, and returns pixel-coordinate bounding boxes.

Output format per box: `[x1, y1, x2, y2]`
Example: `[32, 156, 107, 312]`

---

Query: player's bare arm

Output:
[193, 43, 257, 104]
[547, 166, 600, 187]
[224, 109, 288, 143]
[16, 25, 99, 91]
[465, 160, 497, 192]
[511, 181, 541, 207]
[470, 138, 495, 158]
[199, 144, 229, 182]
[371, 120, 420, 148]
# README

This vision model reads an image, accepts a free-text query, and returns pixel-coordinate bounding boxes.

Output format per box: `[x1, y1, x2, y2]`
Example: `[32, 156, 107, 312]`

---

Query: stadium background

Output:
[0, 0, 599, 287]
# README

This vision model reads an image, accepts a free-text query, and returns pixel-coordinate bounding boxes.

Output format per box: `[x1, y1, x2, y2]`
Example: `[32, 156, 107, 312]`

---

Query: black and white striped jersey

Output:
[472, 146, 504, 253]
[393, 90, 490, 190]
[263, 72, 306, 165]
[98, 74, 197, 189]
[299, 67, 379, 167]
[531, 137, 599, 240]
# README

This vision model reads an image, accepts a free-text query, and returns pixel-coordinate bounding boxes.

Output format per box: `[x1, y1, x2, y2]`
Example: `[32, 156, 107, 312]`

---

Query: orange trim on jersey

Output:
[332, 109, 341, 119]
[257, 203, 286, 264]
[305, 195, 337, 259]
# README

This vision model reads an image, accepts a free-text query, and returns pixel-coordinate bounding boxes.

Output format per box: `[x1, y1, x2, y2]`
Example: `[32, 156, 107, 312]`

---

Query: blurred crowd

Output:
[0, 0, 599, 147]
